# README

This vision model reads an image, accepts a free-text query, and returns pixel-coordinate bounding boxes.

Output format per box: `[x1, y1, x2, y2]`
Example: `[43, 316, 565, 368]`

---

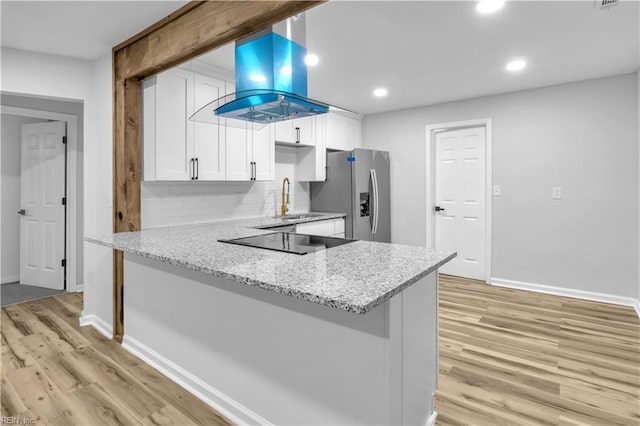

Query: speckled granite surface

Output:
[87, 213, 455, 314]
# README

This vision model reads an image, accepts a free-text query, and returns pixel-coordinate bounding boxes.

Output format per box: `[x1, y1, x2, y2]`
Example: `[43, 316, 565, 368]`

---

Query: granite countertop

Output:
[87, 213, 456, 314]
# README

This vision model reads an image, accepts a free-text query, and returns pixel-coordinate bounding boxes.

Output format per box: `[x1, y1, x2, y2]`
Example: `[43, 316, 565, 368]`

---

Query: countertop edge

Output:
[86, 235, 456, 315]
[86, 213, 455, 315]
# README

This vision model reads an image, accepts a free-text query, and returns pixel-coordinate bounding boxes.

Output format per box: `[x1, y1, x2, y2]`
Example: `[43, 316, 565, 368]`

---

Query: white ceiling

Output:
[0, 1, 189, 60]
[2, 1, 638, 115]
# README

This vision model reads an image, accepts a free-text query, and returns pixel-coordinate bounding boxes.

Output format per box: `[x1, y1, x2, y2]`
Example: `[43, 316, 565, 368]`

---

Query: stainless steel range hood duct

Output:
[190, 14, 329, 129]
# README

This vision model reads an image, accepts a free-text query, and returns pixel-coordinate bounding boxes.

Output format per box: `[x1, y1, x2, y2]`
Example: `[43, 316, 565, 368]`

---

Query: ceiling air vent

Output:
[594, 0, 619, 12]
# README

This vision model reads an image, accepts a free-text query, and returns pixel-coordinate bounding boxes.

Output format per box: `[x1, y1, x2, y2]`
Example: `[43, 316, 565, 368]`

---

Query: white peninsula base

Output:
[121, 253, 440, 425]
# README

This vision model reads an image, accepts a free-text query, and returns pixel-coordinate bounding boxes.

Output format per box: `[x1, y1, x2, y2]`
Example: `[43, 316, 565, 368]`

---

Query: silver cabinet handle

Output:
[295, 127, 301, 143]
[17, 209, 26, 215]
[195, 158, 199, 180]
[190, 158, 195, 180]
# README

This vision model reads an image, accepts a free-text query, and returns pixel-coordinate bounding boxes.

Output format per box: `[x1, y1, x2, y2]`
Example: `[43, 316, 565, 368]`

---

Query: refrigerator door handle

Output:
[369, 169, 374, 232]
[370, 169, 379, 235]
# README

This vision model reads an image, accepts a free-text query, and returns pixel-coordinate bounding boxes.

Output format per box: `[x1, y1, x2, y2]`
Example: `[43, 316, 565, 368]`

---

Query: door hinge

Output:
[62, 136, 67, 144]
[61, 259, 66, 268]
[61, 197, 67, 205]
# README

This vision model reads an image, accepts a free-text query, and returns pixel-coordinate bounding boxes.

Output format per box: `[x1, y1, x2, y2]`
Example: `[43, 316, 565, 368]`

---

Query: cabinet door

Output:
[155, 68, 194, 180]
[142, 77, 157, 181]
[274, 120, 295, 143]
[315, 115, 327, 180]
[326, 112, 361, 151]
[273, 117, 315, 146]
[296, 114, 325, 182]
[225, 121, 252, 181]
[252, 125, 275, 181]
[294, 116, 315, 146]
[194, 74, 225, 180]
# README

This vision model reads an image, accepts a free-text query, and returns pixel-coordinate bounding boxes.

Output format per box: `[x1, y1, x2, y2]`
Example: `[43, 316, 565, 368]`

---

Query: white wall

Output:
[1, 114, 43, 283]
[142, 147, 310, 228]
[1, 47, 113, 327]
[83, 53, 113, 329]
[363, 73, 639, 300]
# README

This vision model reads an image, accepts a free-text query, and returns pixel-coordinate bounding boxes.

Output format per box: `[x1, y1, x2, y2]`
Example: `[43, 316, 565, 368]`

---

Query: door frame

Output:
[1, 105, 81, 292]
[425, 118, 492, 283]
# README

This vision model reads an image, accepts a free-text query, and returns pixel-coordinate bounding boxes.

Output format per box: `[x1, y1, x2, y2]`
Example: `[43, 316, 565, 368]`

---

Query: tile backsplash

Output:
[142, 146, 310, 229]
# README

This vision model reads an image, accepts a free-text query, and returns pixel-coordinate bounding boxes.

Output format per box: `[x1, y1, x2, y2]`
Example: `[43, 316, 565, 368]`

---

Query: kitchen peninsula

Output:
[87, 213, 455, 425]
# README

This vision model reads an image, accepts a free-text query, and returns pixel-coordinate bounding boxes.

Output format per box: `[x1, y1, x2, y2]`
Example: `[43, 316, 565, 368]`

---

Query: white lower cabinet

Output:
[296, 218, 345, 238]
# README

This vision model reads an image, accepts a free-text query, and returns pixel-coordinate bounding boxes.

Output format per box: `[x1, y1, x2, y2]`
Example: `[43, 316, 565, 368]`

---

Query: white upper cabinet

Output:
[149, 68, 194, 181]
[273, 116, 316, 146]
[225, 83, 275, 181]
[143, 69, 273, 182]
[252, 125, 275, 181]
[143, 68, 225, 181]
[225, 121, 252, 181]
[226, 123, 275, 181]
[325, 111, 362, 151]
[296, 114, 326, 182]
[193, 74, 226, 180]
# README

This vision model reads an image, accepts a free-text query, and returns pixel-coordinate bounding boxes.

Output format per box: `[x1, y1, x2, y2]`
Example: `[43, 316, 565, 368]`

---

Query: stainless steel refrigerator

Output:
[310, 149, 390, 242]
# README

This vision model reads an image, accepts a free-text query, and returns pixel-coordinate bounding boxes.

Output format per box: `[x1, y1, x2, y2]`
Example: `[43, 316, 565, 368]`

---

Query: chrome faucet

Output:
[281, 177, 290, 217]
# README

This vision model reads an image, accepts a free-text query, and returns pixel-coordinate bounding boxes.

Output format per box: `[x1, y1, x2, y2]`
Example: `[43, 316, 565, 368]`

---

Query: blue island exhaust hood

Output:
[190, 14, 329, 127]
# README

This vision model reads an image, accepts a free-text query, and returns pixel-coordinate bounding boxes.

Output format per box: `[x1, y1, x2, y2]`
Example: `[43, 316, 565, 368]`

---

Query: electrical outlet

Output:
[236, 193, 244, 205]
[552, 187, 562, 200]
[492, 185, 501, 197]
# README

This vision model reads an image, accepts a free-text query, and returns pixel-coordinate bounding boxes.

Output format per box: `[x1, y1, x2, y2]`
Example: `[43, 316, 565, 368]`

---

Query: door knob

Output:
[17, 209, 26, 215]
[434, 206, 445, 212]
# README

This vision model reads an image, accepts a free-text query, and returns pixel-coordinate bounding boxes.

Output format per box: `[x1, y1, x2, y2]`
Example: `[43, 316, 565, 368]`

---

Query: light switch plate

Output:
[552, 187, 562, 199]
[492, 185, 501, 197]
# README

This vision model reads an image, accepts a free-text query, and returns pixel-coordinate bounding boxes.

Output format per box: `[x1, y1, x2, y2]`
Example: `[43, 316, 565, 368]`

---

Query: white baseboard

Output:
[426, 411, 438, 426]
[75, 283, 84, 293]
[491, 277, 640, 318]
[1, 276, 19, 284]
[122, 335, 271, 426]
[78, 312, 113, 339]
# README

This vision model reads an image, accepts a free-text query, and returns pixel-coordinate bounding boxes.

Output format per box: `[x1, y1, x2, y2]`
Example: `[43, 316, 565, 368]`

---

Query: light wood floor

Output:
[436, 274, 640, 426]
[2, 278, 639, 425]
[1, 292, 232, 425]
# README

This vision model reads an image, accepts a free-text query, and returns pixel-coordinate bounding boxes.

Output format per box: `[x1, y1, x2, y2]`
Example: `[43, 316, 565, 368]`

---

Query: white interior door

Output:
[20, 121, 66, 290]
[434, 127, 486, 280]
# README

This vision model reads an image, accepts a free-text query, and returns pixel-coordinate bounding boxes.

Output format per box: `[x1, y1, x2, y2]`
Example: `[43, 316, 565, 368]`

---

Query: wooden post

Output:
[111, 1, 325, 341]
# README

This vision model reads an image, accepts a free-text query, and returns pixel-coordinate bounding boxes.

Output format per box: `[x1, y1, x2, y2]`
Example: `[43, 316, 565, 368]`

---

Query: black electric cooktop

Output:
[218, 232, 354, 255]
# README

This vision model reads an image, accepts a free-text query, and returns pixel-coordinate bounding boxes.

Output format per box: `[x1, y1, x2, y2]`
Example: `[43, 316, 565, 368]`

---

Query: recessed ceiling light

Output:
[373, 88, 388, 97]
[505, 59, 527, 72]
[476, 0, 505, 14]
[305, 54, 319, 66]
